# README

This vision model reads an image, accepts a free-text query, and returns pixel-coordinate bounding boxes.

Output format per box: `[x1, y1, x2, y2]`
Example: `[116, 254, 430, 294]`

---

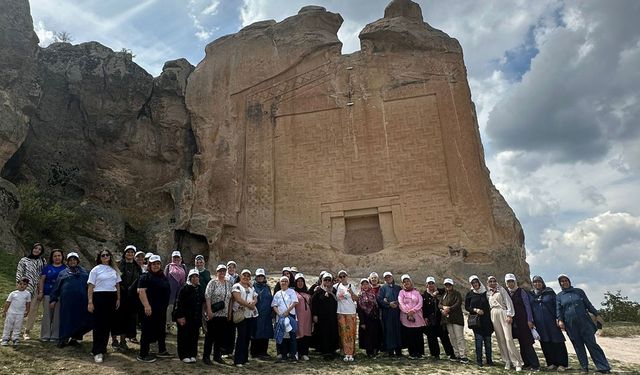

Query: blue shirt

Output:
[41, 264, 67, 296]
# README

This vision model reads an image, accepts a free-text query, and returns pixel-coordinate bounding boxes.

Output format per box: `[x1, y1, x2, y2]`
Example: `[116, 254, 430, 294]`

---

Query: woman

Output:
[486, 275, 523, 371]
[273, 267, 292, 294]
[87, 249, 121, 363]
[15, 242, 46, 340]
[311, 273, 339, 360]
[530, 275, 568, 371]
[368, 272, 380, 295]
[194, 255, 211, 332]
[335, 270, 358, 361]
[226, 260, 240, 284]
[203, 264, 233, 365]
[134, 251, 145, 270]
[422, 276, 455, 360]
[165, 251, 187, 333]
[505, 273, 540, 371]
[175, 269, 204, 363]
[250, 268, 273, 359]
[137, 255, 172, 363]
[465, 275, 494, 367]
[440, 278, 468, 363]
[294, 273, 312, 361]
[357, 278, 382, 358]
[49, 252, 92, 348]
[377, 271, 402, 357]
[557, 274, 611, 374]
[38, 249, 66, 342]
[112, 245, 141, 351]
[232, 269, 258, 367]
[398, 274, 425, 359]
[272, 275, 298, 361]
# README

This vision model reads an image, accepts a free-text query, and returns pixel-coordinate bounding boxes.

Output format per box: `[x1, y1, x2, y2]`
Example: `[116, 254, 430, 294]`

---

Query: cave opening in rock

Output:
[344, 214, 383, 255]
[174, 230, 210, 264]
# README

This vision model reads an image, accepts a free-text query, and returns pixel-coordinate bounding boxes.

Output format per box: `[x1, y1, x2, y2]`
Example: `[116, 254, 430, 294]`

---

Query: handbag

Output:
[233, 307, 245, 323]
[468, 314, 481, 329]
[210, 282, 227, 313]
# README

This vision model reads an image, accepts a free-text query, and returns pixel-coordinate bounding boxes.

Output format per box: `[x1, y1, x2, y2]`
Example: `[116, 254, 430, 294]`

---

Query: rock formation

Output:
[0, 0, 529, 284]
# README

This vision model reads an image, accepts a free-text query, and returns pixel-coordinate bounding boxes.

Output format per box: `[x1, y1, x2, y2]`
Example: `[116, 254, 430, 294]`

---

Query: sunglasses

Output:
[101, 253, 111, 258]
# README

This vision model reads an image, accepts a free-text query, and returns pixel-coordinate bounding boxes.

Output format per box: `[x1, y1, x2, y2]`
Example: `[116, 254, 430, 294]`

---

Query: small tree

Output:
[599, 290, 640, 323]
[53, 31, 73, 43]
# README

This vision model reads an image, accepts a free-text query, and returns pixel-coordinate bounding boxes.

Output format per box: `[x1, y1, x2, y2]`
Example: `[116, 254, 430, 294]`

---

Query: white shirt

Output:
[335, 283, 357, 314]
[232, 283, 259, 318]
[6, 290, 31, 315]
[271, 288, 298, 316]
[88, 264, 122, 292]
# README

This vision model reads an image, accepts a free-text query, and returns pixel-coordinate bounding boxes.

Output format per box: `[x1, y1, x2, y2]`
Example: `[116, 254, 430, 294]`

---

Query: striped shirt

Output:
[16, 257, 46, 295]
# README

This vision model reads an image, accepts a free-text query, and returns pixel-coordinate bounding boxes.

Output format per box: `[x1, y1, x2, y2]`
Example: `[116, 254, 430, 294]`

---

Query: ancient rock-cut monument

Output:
[0, 0, 529, 284]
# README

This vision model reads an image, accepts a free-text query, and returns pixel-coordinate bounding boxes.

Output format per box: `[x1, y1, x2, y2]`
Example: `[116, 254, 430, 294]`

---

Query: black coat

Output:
[174, 283, 204, 324]
[465, 290, 494, 337]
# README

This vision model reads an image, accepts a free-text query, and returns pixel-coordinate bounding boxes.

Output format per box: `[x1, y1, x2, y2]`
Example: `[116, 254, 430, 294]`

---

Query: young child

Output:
[2, 277, 32, 346]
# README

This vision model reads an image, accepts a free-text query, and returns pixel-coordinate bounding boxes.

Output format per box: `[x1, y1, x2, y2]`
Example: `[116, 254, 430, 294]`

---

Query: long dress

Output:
[113, 259, 141, 338]
[175, 283, 204, 360]
[377, 282, 402, 353]
[508, 287, 540, 369]
[357, 288, 382, 356]
[530, 287, 568, 367]
[311, 287, 339, 357]
[49, 266, 92, 341]
[251, 281, 273, 357]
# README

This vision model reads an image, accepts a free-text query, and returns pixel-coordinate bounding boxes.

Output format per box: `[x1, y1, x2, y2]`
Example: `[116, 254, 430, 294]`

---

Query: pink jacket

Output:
[398, 289, 426, 327]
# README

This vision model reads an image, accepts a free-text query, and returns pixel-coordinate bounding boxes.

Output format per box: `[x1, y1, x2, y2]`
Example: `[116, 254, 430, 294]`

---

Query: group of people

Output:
[2, 243, 612, 373]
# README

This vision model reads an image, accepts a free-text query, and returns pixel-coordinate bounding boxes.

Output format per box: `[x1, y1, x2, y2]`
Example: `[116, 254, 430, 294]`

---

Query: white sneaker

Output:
[276, 354, 282, 360]
[183, 358, 191, 363]
[190, 357, 196, 363]
[94, 354, 104, 363]
[343, 355, 349, 362]
[0, 340, 8, 346]
[302, 355, 310, 361]
[515, 366, 522, 372]
[504, 363, 511, 370]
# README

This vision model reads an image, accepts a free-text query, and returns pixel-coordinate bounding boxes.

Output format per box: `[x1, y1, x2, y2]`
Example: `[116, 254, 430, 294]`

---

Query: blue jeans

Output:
[474, 333, 492, 365]
[277, 326, 297, 359]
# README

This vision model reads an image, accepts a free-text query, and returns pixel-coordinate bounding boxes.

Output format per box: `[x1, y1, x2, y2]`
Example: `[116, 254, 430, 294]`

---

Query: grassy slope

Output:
[0, 251, 638, 374]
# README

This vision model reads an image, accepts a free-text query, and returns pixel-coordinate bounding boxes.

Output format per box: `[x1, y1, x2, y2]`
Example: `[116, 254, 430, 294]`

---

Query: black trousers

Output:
[520, 342, 541, 369]
[234, 318, 255, 365]
[425, 324, 455, 358]
[177, 319, 200, 360]
[541, 341, 569, 367]
[92, 292, 117, 355]
[223, 320, 236, 355]
[402, 325, 425, 357]
[139, 312, 167, 357]
[203, 317, 230, 360]
[250, 338, 269, 357]
[297, 336, 310, 356]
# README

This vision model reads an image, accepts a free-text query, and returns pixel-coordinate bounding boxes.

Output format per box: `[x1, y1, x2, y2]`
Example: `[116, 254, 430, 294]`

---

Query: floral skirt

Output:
[337, 314, 357, 356]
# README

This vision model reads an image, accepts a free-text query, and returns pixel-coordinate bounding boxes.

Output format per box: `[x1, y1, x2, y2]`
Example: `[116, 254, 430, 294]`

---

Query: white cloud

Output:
[34, 20, 54, 46]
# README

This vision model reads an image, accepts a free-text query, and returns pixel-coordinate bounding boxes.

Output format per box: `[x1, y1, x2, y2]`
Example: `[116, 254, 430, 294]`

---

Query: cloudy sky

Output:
[29, 0, 640, 304]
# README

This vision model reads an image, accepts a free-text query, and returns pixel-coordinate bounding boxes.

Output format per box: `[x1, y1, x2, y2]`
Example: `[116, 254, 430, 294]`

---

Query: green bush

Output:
[599, 290, 640, 323]
[16, 183, 82, 247]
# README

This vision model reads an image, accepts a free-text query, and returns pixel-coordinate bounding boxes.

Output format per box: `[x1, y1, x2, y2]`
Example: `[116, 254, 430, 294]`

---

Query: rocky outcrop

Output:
[2, 42, 195, 260]
[0, 0, 39, 253]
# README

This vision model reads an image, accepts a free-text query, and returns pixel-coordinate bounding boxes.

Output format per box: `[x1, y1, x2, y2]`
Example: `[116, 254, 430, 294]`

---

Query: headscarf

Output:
[468, 275, 487, 294]
[532, 275, 547, 295]
[358, 281, 378, 315]
[168, 261, 186, 282]
[28, 243, 45, 260]
[294, 276, 308, 294]
[195, 255, 205, 271]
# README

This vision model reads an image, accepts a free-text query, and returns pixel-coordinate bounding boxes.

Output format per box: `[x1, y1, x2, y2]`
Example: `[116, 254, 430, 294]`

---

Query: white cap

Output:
[67, 252, 79, 260]
[195, 254, 205, 261]
[149, 255, 161, 263]
[369, 272, 379, 279]
[401, 274, 411, 282]
[279, 276, 290, 282]
[255, 268, 266, 276]
[338, 269, 348, 276]
[282, 267, 291, 272]
[241, 269, 251, 276]
[383, 271, 393, 278]
[171, 250, 181, 258]
[134, 251, 145, 258]
[294, 273, 305, 280]
[444, 278, 454, 285]
[188, 269, 200, 278]
[145, 252, 153, 259]
[227, 260, 237, 267]
[319, 270, 327, 278]
[290, 266, 298, 273]
[505, 273, 517, 282]
[323, 273, 333, 280]
[124, 245, 137, 252]
[468, 275, 480, 283]
[216, 264, 226, 272]
[426, 276, 436, 284]
[557, 273, 570, 281]
[360, 278, 370, 284]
